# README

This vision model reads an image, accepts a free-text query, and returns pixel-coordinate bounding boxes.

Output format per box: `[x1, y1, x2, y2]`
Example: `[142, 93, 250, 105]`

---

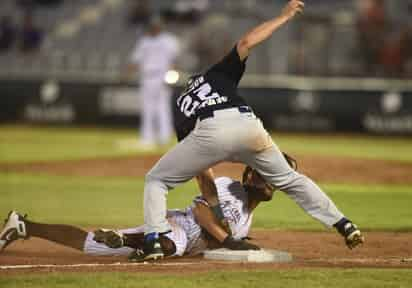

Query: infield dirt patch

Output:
[1, 154, 412, 185]
[1, 231, 412, 275]
[2, 154, 412, 275]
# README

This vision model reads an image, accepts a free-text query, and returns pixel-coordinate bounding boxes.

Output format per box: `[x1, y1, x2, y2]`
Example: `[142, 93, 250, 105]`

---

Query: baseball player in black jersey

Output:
[140, 0, 364, 261]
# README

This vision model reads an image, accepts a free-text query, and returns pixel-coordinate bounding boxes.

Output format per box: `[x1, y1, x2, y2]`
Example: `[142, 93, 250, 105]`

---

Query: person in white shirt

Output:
[128, 16, 180, 148]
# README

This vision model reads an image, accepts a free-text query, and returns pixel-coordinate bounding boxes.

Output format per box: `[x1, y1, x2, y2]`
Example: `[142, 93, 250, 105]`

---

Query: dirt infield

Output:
[1, 154, 412, 274]
[2, 153, 412, 184]
[1, 231, 412, 275]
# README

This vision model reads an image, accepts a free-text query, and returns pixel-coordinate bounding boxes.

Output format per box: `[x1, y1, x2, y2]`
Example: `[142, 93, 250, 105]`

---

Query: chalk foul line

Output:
[0, 262, 198, 270]
[1, 257, 411, 270]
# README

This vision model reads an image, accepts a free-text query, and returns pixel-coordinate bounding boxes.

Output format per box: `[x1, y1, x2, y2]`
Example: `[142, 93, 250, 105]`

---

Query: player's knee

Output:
[145, 170, 170, 192]
[145, 169, 161, 183]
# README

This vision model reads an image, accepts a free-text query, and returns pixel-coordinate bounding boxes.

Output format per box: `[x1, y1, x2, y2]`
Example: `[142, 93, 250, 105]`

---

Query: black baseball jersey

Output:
[174, 45, 248, 141]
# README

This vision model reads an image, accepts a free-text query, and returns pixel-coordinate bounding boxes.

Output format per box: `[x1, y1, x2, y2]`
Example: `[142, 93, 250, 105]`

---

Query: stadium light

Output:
[165, 70, 180, 85]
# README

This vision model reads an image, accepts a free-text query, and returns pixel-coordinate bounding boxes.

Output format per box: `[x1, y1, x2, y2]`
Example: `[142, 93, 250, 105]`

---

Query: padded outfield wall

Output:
[1, 75, 412, 135]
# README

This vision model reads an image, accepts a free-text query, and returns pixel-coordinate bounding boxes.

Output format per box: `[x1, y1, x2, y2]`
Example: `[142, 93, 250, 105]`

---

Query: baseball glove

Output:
[222, 235, 260, 250]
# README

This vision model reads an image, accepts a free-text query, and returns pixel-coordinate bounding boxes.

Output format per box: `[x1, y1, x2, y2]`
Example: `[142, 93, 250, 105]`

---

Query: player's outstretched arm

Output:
[196, 169, 229, 231]
[193, 203, 260, 250]
[196, 169, 218, 207]
[237, 0, 304, 60]
[193, 202, 228, 243]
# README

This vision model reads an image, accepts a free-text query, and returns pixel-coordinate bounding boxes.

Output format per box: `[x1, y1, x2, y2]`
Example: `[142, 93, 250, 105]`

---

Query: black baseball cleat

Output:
[334, 218, 364, 249]
[93, 229, 125, 249]
[0, 211, 28, 252]
[128, 249, 147, 262]
[343, 222, 364, 249]
[128, 232, 164, 262]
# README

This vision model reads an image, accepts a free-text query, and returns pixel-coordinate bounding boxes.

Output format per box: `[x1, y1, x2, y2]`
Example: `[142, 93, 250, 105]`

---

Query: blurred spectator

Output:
[17, 0, 62, 7]
[127, 16, 180, 148]
[380, 28, 412, 77]
[19, 13, 43, 53]
[34, 0, 63, 6]
[128, 0, 151, 26]
[16, 0, 35, 8]
[162, 0, 209, 23]
[16, 0, 36, 15]
[0, 16, 16, 52]
[192, 14, 232, 71]
[356, 0, 387, 75]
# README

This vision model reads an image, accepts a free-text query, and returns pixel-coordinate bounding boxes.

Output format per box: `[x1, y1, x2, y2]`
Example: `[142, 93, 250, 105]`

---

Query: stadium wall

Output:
[1, 78, 412, 135]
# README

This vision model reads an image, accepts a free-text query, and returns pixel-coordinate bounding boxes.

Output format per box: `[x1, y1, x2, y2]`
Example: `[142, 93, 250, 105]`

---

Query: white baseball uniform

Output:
[83, 177, 253, 257]
[130, 32, 180, 145]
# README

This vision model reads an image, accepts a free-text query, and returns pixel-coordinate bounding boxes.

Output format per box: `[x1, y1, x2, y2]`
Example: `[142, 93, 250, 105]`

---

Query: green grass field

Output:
[1, 125, 412, 163]
[2, 269, 412, 288]
[2, 173, 412, 230]
[1, 125, 412, 287]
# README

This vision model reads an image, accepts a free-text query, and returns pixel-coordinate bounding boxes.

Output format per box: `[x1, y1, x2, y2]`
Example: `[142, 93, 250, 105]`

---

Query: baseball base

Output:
[203, 248, 293, 263]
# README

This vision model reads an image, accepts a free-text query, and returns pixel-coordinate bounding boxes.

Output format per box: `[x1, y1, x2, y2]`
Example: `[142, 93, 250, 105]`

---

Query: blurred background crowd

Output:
[1, 0, 411, 80]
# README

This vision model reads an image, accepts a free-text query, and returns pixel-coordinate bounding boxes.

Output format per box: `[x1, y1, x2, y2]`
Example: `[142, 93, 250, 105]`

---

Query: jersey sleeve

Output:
[163, 222, 188, 257]
[214, 177, 236, 189]
[214, 177, 253, 240]
[205, 45, 246, 86]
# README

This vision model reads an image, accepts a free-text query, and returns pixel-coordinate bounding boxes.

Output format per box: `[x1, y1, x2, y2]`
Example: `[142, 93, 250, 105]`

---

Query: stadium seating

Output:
[0, 0, 410, 80]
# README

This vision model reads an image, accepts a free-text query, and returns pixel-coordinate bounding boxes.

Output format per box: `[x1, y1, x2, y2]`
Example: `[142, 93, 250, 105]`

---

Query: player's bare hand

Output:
[281, 0, 304, 20]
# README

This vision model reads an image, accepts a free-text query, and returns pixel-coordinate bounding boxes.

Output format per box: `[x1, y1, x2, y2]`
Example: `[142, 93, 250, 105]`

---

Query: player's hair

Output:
[242, 152, 297, 184]
[283, 152, 298, 171]
[242, 166, 254, 184]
